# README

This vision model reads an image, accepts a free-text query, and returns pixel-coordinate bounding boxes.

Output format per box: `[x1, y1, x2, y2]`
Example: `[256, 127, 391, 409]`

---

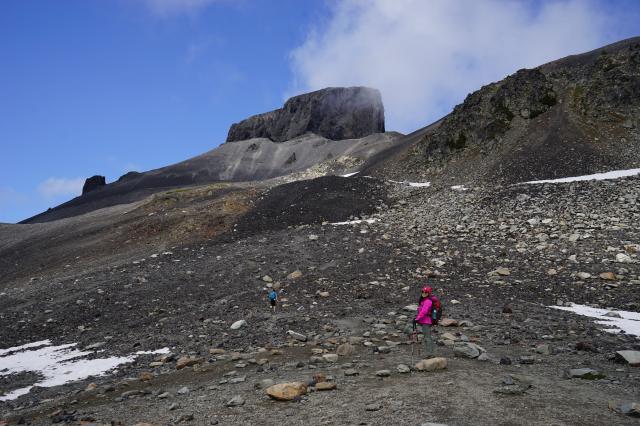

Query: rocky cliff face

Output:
[82, 175, 106, 194]
[226, 87, 385, 142]
[392, 37, 640, 184]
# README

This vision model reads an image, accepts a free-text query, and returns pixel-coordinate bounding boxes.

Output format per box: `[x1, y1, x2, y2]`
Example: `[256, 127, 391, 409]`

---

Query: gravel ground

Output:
[1, 175, 639, 425]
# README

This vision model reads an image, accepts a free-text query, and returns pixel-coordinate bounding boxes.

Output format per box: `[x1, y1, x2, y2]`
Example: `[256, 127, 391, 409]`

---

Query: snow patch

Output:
[451, 185, 469, 191]
[523, 168, 640, 185]
[389, 179, 431, 188]
[551, 303, 640, 337]
[331, 218, 379, 226]
[0, 342, 169, 401]
[341, 171, 360, 178]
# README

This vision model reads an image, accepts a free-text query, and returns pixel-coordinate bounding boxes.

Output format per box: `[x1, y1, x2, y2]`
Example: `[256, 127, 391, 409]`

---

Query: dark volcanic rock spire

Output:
[82, 175, 106, 195]
[226, 86, 385, 142]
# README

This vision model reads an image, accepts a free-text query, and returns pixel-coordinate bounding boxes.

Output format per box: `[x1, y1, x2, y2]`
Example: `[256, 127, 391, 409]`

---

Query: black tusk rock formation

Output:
[226, 86, 385, 142]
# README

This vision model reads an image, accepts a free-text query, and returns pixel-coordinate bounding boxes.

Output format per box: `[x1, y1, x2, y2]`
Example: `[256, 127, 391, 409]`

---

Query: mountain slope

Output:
[365, 37, 640, 185]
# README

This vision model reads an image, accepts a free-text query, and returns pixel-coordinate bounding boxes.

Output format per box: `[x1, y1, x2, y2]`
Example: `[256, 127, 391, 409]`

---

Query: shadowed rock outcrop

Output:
[226, 87, 385, 142]
[82, 175, 106, 195]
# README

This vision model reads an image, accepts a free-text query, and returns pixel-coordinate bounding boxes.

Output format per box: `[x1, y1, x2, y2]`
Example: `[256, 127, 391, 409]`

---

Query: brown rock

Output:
[315, 382, 337, 391]
[313, 372, 326, 383]
[84, 382, 98, 392]
[415, 357, 447, 372]
[287, 270, 303, 280]
[439, 318, 458, 327]
[176, 356, 203, 370]
[209, 348, 226, 355]
[139, 372, 154, 382]
[599, 272, 616, 281]
[266, 382, 308, 401]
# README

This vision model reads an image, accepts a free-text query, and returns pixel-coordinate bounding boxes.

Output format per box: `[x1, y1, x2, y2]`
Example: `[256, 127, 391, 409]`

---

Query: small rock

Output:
[226, 395, 245, 407]
[266, 382, 308, 401]
[139, 372, 154, 382]
[287, 330, 308, 342]
[177, 386, 190, 395]
[439, 318, 458, 327]
[344, 369, 359, 376]
[287, 270, 303, 280]
[397, 364, 411, 374]
[365, 403, 382, 411]
[600, 272, 617, 281]
[176, 356, 202, 370]
[230, 320, 247, 330]
[336, 343, 355, 356]
[262, 275, 273, 282]
[453, 342, 484, 359]
[616, 253, 633, 263]
[322, 354, 339, 363]
[315, 382, 337, 391]
[414, 357, 447, 372]
[375, 369, 391, 377]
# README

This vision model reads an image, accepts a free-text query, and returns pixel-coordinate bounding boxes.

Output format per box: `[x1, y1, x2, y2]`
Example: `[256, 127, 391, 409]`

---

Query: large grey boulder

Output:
[226, 87, 385, 142]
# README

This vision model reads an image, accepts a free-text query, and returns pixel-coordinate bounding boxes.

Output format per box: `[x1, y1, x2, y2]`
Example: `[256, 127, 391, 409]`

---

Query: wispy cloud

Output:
[289, 0, 626, 132]
[37, 177, 84, 200]
[140, 0, 221, 17]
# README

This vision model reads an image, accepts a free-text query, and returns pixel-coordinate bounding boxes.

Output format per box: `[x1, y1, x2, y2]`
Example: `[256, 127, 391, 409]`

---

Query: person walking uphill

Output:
[268, 288, 278, 313]
[414, 286, 436, 357]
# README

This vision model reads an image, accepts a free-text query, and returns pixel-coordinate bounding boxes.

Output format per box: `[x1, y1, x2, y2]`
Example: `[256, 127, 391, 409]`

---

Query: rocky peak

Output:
[226, 87, 385, 142]
[82, 175, 106, 195]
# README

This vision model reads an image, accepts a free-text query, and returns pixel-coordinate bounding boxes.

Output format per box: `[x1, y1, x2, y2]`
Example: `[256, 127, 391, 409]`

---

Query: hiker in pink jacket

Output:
[414, 286, 435, 357]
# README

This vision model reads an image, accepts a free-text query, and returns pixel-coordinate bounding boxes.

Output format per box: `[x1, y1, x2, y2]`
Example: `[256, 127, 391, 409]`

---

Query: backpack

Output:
[269, 291, 277, 301]
[428, 295, 442, 325]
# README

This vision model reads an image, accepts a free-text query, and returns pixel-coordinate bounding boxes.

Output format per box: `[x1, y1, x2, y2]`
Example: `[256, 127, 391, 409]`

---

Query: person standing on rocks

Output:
[414, 286, 435, 358]
[268, 288, 278, 313]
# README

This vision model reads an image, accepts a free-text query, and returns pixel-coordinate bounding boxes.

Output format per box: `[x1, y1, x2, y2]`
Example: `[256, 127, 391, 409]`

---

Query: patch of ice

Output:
[341, 171, 360, 178]
[0, 341, 169, 401]
[331, 218, 379, 226]
[523, 168, 640, 184]
[551, 303, 640, 337]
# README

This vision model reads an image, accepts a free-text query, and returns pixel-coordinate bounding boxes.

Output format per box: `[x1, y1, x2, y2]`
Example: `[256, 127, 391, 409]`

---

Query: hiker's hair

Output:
[418, 294, 427, 304]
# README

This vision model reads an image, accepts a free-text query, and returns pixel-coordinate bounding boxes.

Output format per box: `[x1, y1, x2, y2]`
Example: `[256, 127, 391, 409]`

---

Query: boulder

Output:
[315, 382, 337, 391]
[415, 357, 447, 372]
[615, 350, 640, 366]
[619, 402, 640, 417]
[266, 382, 308, 401]
[322, 354, 339, 363]
[176, 356, 202, 370]
[336, 343, 355, 356]
[568, 368, 606, 379]
[226, 395, 245, 407]
[226, 87, 385, 142]
[82, 175, 106, 194]
[287, 330, 307, 342]
[230, 320, 247, 330]
[286, 270, 303, 280]
[453, 342, 485, 359]
[439, 318, 458, 327]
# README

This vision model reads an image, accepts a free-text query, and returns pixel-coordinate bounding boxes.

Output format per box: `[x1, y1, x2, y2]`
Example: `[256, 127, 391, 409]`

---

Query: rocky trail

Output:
[1, 174, 640, 425]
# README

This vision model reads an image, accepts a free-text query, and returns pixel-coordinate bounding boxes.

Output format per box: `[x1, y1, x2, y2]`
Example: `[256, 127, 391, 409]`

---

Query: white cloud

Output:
[38, 178, 84, 200]
[140, 0, 220, 16]
[289, 0, 619, 132]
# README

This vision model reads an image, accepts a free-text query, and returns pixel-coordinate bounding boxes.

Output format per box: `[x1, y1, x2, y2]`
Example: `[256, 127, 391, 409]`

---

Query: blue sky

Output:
[1, 0, 639, 223]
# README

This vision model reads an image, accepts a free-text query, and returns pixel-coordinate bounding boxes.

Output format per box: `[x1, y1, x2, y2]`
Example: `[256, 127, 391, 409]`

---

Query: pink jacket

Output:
[415, 297, 433, 325]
